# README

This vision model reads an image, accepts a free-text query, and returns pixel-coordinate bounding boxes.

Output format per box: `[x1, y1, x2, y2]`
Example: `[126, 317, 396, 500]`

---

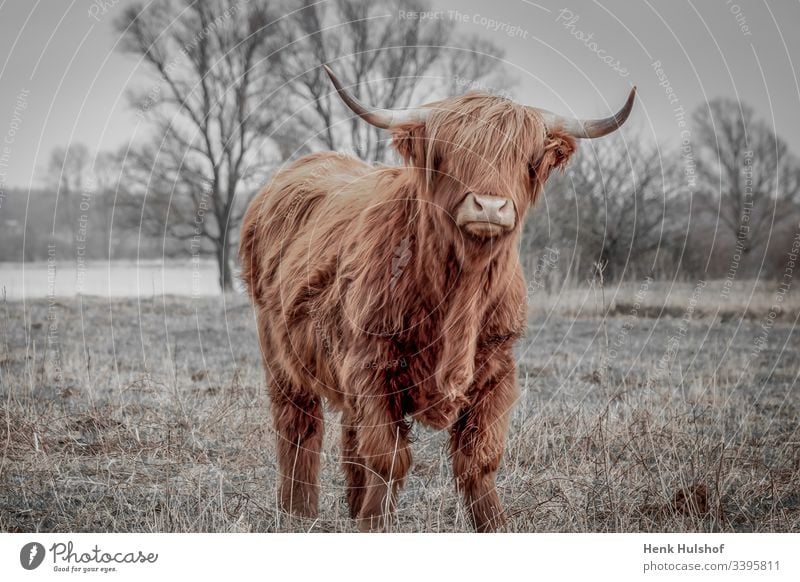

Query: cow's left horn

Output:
[323, 64, 429, 129]
[532, 87, 636, 139]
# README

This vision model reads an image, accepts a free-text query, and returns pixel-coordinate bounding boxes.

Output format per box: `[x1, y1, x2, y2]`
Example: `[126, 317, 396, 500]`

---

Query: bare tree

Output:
[525, 133, 687, 282]
[278, 0, 508, 162]
[89, 150, 122, 260]
[115, 0, 289, 290]
[693, 98, 800, 268]
[46, 143, 90, 244]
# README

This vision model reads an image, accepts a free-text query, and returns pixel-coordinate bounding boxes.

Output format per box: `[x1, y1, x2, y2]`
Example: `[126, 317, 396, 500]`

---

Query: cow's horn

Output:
[531, 87, 636, 138]
[323, 64, 429, 129]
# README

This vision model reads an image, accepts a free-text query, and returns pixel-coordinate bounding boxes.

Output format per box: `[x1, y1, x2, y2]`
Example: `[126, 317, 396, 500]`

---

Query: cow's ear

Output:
[543, 131, 577, 173]
[531, 130, 577, 186]
[391, 121, 434, 191]
[392, 121, 426, 164]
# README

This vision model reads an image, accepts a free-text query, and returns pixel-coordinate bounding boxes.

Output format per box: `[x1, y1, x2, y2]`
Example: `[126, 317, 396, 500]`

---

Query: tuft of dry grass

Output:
[0, 284, 798, 532]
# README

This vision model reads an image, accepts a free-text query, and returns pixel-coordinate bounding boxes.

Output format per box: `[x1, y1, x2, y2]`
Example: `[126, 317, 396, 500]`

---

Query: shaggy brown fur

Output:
[240, 92, 577, 532]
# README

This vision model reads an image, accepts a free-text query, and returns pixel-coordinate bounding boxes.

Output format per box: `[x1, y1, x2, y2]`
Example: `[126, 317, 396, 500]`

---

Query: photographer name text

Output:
[644, 543, 725, 554]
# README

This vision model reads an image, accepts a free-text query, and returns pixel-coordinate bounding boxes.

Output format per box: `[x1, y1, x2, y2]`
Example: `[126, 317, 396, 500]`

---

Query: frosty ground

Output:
[1, 281, 798, 532]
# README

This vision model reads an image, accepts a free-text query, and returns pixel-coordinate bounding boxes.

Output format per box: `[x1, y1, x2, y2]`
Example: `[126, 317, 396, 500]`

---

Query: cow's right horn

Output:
[323, 65, 429, 129]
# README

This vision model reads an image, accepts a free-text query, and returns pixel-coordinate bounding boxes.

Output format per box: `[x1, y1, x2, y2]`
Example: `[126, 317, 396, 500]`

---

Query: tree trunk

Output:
[216, 239, 233, 292]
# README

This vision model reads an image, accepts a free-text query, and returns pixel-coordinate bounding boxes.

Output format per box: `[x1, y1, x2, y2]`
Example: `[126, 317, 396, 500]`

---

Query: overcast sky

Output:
[0, 0, 798, 188]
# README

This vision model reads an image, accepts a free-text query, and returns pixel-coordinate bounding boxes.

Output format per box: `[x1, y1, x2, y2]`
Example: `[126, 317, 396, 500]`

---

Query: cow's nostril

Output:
[462, 193, 514, 229]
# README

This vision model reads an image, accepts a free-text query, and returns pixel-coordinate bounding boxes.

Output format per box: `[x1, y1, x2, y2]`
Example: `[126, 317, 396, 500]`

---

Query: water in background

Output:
[0, 259, 239, 299]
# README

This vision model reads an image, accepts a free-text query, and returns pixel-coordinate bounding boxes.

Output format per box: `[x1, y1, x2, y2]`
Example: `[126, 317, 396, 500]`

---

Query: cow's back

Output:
[239, 151, 374, 306]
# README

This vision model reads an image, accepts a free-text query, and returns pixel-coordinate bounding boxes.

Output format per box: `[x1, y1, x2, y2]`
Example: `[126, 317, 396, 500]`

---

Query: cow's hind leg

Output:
[341, 409, 366, 518]
[269, 372, 324, 517]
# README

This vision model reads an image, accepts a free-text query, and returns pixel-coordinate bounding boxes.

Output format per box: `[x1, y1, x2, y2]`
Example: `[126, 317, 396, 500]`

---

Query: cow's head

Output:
[324, 65, 635, 242]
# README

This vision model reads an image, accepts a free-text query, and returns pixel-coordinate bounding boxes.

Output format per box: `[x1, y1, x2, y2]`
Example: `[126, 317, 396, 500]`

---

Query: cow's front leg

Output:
[355, 392, 411, 532]
[341, 408, 366, 518]
[450, 362, 517, 532]
[344, 350, 411, 532]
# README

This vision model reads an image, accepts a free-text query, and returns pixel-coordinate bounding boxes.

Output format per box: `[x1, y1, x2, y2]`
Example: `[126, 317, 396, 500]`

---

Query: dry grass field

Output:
[1, 280, 798, 532]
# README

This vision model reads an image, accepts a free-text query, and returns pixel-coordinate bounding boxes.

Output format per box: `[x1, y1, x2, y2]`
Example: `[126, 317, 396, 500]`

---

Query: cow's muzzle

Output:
[455, 193, 516, 237]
